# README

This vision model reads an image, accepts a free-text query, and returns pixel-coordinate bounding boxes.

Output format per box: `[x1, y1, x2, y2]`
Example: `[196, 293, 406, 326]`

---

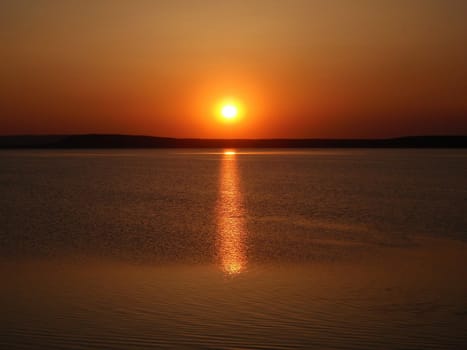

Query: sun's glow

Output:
[224, 150, 236, 155]
[221, 105, 238, 119]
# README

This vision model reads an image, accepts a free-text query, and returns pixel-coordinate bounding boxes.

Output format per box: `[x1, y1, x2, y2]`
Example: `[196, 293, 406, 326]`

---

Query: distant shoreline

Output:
[0, 134, 466, 149]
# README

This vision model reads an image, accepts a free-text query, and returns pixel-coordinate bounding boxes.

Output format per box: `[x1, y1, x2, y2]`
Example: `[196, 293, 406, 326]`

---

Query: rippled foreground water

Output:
[1, 149, 466, 349]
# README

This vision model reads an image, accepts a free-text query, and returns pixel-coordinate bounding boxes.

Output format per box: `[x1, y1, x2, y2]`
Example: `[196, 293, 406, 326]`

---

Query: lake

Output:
[1, 149, 466, 349]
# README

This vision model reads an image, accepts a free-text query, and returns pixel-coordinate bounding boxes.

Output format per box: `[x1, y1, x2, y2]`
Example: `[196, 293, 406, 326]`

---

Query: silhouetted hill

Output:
[52, 134, 176, 148]
[0, 134, 466, 149]
[0, 135, 67, 147]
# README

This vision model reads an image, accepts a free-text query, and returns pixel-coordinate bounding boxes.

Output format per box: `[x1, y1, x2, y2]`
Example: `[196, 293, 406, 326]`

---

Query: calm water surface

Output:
[0, 149, 466, 349]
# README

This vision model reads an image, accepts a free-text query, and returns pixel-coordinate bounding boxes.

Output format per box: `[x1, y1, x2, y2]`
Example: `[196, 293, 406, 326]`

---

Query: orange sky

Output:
[1, 0, 466, 138]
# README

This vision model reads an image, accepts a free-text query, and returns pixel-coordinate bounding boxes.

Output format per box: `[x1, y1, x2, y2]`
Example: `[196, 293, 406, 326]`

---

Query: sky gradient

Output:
[1, 0, 466, 138]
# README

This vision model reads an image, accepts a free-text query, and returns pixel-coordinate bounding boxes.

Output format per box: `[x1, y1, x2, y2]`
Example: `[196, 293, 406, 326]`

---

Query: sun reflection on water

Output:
[217, 150, 247, 275]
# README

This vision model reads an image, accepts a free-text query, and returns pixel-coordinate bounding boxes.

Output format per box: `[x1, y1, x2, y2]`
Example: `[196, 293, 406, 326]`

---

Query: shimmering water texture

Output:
[1, 149, 466, 349]
[218, 151, 247, 275]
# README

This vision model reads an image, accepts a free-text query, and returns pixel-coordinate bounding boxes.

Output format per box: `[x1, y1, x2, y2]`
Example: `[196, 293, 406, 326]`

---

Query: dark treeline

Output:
[0, 134, 466, 149]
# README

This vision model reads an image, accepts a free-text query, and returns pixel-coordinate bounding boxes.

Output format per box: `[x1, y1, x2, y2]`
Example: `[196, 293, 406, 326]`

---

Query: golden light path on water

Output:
[217, 150, 247, 275]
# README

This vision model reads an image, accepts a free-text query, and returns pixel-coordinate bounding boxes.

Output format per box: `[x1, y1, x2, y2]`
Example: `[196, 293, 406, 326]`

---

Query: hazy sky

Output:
[1, 0, 466, 138]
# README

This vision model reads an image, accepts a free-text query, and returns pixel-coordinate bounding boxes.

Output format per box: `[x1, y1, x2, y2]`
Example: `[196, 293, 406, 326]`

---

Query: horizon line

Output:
[1, 133, 467, 140]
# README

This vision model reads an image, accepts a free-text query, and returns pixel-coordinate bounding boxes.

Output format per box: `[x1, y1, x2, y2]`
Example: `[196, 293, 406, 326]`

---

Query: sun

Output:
[221, 104, 238, 120]
[215, 98, 244, 124]
[213, 97, 245, 126]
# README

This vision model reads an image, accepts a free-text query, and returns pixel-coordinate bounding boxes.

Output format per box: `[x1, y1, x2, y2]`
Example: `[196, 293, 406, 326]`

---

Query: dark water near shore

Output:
[1, 149, 466, 349]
